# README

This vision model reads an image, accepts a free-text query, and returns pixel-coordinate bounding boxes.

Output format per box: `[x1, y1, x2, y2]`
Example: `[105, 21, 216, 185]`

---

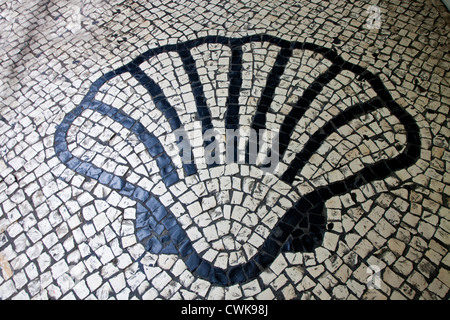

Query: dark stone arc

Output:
[54, 34, 421, 286]
[54, 100, 180, 189]
[54, 101, 332, 286]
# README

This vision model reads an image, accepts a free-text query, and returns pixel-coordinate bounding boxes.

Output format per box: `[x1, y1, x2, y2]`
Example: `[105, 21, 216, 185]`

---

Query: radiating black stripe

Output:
[177, 47, 220, 168]
[251, 47, 293, 132]
[278, 64, 341, 158]
[243, 46, 293, 163]
[130, 66, 182, 131]
[225, 45, 243, 130]
[130, 66, 197, 176]
[177, 47, 213, 133]
[281, 98, 383, 184]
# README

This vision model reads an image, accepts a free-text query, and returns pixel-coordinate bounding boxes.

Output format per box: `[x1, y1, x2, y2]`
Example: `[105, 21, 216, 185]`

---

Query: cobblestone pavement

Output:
[0, 0, 449, 300]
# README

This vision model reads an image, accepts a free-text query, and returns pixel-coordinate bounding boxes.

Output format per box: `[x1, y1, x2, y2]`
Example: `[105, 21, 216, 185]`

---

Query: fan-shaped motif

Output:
[54, 34, 421, 285]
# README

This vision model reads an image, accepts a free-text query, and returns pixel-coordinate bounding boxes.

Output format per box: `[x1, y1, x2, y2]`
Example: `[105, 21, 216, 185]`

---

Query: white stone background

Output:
[0, 0, 449, 299]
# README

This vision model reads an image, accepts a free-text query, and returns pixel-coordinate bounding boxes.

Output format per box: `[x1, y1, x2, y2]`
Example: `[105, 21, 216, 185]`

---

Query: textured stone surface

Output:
[0, 0, 449, 300]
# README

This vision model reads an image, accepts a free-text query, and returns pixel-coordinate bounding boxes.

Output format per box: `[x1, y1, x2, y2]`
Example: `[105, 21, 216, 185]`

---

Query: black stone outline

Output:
[54, 34, 421, 286]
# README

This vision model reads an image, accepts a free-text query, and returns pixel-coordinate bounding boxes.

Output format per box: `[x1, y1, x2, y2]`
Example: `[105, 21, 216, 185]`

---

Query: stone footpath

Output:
[0, 0, 449, 300]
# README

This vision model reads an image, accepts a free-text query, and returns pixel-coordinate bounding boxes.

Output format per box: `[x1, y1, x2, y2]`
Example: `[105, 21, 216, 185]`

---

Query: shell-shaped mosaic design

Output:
[54, 35, 421, 285]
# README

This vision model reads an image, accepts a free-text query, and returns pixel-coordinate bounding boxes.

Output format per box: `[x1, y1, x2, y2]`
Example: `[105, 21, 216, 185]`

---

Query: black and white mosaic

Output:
[0, 0, 449, 300]
[54, 34, 421, 286]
